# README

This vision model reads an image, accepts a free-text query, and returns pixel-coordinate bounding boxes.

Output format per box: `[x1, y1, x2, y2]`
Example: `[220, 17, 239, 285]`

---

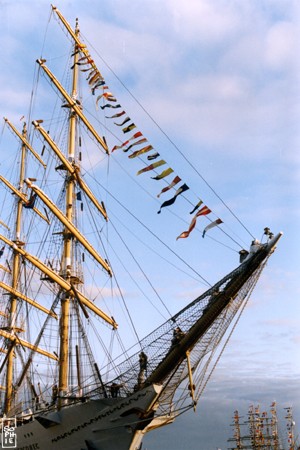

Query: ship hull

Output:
[15, 384, 162, 450]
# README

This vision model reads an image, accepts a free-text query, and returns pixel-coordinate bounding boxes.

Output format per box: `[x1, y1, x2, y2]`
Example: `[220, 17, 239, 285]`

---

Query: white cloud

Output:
[265, 21, 299, 71]
[167, 0, 241, 44]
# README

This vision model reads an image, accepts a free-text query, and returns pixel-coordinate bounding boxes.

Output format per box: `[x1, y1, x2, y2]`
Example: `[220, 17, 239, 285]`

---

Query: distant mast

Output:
[228, 403, 280, 449]
[285, 407, 296, 450]
[231, 410, 243, 449]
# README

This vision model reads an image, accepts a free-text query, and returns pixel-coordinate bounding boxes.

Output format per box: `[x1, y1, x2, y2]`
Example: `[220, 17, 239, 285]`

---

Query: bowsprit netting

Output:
[99, 252, 269, 414]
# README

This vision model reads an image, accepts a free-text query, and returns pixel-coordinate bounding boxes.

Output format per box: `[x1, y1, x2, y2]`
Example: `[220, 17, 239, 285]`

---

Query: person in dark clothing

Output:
[137, 351, 148, 388]
[171, 327, 185, 346]
[110, 382, 121, 398]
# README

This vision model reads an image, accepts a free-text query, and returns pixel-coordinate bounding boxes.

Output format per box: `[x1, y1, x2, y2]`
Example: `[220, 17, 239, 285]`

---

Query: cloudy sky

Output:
[0, 1, 300, 449]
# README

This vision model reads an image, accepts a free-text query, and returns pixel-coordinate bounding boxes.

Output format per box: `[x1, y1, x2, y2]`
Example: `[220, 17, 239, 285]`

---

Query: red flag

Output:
[177, 205, 211, 240]
[157, 175, 181, 198]
[196, 205, 211, 217]
[111, 132, 143, 152]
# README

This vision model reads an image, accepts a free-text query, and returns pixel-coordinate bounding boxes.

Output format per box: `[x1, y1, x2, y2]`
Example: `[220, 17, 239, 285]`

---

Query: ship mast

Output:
[0, 15, 116, 409]
[4, 123, 27, 414]
[58, 18, 80, 407]
[285, 407, 296, 450]
[227, 403, 281, 449]
[228, 410, 244, 449]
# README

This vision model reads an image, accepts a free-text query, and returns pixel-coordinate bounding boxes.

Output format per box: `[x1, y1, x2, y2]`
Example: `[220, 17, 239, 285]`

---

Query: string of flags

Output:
[73, 44, 223, 240]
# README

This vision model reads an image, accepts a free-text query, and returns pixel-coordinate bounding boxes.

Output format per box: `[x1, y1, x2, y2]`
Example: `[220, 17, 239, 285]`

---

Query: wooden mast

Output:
[31, 121, 108, 221]
[24, 180, 111, 274]
[36, 60, 109, 155]
[58, 19, 80, 407]
[0, 234, 117, 326]
[4, 122, 27, 414]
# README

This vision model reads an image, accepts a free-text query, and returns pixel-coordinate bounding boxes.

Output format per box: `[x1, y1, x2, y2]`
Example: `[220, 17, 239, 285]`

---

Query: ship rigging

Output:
[0, 5, 282, 450]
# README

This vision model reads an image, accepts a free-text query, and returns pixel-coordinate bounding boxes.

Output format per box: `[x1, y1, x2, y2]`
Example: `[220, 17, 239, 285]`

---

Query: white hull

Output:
[15, 385, 163, 450]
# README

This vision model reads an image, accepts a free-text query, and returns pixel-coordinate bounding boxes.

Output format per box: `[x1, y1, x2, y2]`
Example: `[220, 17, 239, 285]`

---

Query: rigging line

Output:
[108, 153, 191, 225]
[15, 293, 61, 391]
[84, 248, 140, 356]
[40, 6, 54, 60]
[203, 216, 243, 250]
[0, 119, 6, 144]
[105, 147, 244, 250]
[84, 37, 255, 240]
[85, 155, 244, 258]
[108, 328, 117, 372]
[114, 331, 139, 374]
[109, 219, 171, 320]
[26, 6, 53, 125]
[109, 210, 204, 284]
[107, 238, 168, 323]
[196, 263, 266, 403]
[87, 171, 211, 287]
[78, 187, 112, 283]
[88, 320, 131, 379]
[22, 259, 32, 345]
[84, 320, 113, 365]
[168, 403, 195, 419]
[109, 259, 142, 347]
[72, 302, 98, 389]
[26, 49, 39, 129]
[82, 100, 243, 250]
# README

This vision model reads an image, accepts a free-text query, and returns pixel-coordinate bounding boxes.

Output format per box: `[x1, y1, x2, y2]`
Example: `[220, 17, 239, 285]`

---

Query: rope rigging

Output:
[84, 32, 255, 242]
[31, 12, 254, 257]
[86, 170, 212, 287]
[93, 245, 273, 416]
[0, 9, 283, 450]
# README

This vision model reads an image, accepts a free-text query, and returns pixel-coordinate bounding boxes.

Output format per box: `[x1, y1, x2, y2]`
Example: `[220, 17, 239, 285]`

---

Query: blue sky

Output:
[0, 1, 299, 449]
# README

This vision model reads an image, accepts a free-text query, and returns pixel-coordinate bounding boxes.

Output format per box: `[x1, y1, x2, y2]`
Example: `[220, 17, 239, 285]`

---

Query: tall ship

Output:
[227, 403, 298, 450]
[0, 5, 282, 450]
